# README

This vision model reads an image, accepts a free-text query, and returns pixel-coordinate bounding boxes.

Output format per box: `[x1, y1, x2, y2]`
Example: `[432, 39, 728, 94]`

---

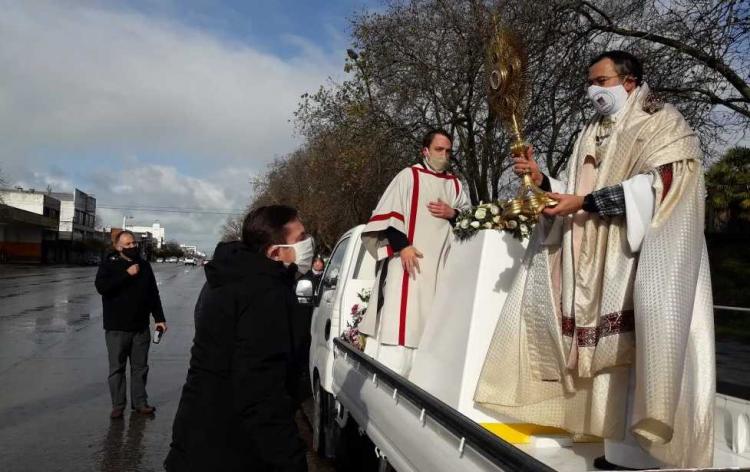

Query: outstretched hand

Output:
[542, 193, 584, 217]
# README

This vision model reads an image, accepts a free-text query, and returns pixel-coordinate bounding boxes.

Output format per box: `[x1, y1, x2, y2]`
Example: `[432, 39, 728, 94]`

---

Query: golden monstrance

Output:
[486, 22, 557, 217]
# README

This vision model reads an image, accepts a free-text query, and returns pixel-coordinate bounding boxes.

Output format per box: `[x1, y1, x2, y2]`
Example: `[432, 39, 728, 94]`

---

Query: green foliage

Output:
[706, 146, 750, 233]
[708, 233, 750, 341]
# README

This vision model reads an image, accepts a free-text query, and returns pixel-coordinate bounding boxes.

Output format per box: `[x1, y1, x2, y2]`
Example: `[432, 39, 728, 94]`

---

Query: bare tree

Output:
[250, 0, 746, 243]
[566, 0, 749, 153]
[0, 167, 6, 204]
[298, 0, 604, 202]
[220, 214, 244, 242]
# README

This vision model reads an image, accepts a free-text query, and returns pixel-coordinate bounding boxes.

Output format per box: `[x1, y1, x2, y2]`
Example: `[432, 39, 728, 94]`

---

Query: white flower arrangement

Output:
[453, 201, 536, 241]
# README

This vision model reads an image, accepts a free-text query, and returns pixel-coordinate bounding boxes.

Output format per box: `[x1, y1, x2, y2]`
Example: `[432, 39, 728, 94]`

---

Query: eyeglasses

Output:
[586, 74, 626, 87]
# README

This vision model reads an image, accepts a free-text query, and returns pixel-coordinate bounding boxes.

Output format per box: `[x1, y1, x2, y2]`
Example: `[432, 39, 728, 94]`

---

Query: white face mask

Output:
[276, 237, 315, 274]
[587, 84, 629, 116]
[424, 151, 449, 172]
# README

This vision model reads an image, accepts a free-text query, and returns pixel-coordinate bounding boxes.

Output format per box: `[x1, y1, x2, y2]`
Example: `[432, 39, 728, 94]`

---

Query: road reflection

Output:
[97, 413, 153, 472]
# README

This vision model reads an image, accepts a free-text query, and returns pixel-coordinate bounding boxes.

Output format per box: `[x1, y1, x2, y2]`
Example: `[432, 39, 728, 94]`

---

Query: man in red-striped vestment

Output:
[358, 129, 470, 377]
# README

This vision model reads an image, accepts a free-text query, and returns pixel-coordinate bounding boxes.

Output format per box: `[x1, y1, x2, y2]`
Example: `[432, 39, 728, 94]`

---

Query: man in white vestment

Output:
[475, 51, 715, 469]
[359, 129, 471, 377]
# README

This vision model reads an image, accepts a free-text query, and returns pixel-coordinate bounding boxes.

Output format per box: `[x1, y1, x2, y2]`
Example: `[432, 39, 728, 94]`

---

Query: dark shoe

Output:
[134, 405, 156, 415]
[593, 455, 654, 470]
[110, 407, 124, 419]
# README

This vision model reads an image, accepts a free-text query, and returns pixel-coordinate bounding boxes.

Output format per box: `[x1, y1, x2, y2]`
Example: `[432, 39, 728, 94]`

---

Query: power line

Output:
[97, 205, 246, 215]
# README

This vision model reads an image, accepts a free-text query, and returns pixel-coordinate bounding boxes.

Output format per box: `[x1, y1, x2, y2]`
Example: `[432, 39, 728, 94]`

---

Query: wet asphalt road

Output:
[0, 264, 334, 472]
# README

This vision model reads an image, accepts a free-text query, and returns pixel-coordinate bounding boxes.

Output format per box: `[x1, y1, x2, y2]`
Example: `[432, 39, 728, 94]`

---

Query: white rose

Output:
[490, 204, 500, 215]
[506, 220, 518, 229]
[474, 208, 487, 220]
[483, 222, 493, 229]
[492, 215, 501, 224]
[518, 214, 528, 222]
[521, 225, 529, 235]
[470, 221, 481, 228]
[460, 219, 469, 229]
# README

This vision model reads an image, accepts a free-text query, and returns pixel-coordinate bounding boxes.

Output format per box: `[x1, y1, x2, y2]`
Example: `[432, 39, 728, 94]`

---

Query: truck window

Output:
[321, 236, 350, 291]
[352, 244, 376, 280]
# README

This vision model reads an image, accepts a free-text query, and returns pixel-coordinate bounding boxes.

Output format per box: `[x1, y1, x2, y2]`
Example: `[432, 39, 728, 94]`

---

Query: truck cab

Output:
[308, 225, 376, 456]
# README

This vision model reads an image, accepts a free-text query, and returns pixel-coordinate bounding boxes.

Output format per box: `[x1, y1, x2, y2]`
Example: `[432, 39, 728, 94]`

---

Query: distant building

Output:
[0, 187, 109, 264]
[46, 188, 108, 264]
[0, 187, 61, 263]
[50, 189, 97, 241]
[180, 245, 206, 258]
[125, 222, 165, 248]
[180, 244, 197, 255]
[0, 188, 61, 220]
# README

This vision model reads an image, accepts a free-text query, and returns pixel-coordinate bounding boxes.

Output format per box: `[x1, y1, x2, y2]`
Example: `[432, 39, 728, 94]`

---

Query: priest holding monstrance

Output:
[473, 36, 715, 469]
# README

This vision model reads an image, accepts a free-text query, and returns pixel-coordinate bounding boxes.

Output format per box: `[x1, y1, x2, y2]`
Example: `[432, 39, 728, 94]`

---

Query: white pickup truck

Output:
[305, 224, 750, 471]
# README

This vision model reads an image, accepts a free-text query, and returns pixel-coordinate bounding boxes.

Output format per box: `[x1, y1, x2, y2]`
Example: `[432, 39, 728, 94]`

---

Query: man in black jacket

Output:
[95, 230, 167, 419]
[165, 205, 310, 472]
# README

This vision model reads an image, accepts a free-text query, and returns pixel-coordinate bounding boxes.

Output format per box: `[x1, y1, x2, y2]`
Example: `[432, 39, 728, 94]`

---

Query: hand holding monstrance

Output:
[486, 24, 557, 217]
[451, 23, 557, 242]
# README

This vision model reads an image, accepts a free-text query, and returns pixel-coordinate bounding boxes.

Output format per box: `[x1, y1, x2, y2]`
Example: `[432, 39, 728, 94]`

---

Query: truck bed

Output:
[333, 338, 750, 472]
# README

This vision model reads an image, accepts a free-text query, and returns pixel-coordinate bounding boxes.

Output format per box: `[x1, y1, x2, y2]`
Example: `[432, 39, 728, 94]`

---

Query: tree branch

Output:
[653, 86, 750, 119]
[576, 2, 750, 104]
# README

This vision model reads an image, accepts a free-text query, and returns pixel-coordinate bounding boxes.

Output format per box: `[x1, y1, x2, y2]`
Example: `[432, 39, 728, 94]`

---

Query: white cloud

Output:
[56, 159, 253, 253]
[0, 0, 348, 251]
[0, 0, 340, 164]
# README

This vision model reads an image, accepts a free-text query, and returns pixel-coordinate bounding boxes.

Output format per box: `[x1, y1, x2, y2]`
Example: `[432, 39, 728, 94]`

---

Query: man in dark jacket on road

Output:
[165, 205, 311, 472]
[95, 230, 167, 419]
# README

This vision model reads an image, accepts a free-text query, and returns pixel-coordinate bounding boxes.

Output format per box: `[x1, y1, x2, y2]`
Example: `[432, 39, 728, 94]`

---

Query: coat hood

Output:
[205, 241, 295, 288]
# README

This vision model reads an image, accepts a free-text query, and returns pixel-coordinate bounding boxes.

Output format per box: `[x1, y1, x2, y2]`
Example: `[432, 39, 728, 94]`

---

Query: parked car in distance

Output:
[167, 257, 178, 263]
[156, 258, 164, 263]
[184, 257, 196, 266]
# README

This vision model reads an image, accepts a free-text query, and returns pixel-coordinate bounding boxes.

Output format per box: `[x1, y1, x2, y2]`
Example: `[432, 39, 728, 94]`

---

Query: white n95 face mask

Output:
[587, 84, 629, 116]
[277, 237, 315, 274]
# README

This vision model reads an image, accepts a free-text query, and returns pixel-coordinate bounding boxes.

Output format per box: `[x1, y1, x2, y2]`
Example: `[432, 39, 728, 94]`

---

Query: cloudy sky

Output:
[0, 0, 377, 254]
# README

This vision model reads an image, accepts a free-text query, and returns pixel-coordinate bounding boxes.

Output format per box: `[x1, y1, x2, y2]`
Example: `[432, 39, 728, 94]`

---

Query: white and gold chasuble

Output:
[474, 84, 715, 468]
[359, 163, 470, 357]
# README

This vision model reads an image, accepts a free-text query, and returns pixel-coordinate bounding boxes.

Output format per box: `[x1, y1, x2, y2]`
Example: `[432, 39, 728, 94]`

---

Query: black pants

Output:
[105, 329, 150, 409]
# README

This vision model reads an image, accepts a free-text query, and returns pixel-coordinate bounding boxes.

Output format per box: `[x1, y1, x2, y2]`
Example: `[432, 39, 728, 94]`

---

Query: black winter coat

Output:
[164, 241, 307, 472]
[95, 252, 165, 331]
